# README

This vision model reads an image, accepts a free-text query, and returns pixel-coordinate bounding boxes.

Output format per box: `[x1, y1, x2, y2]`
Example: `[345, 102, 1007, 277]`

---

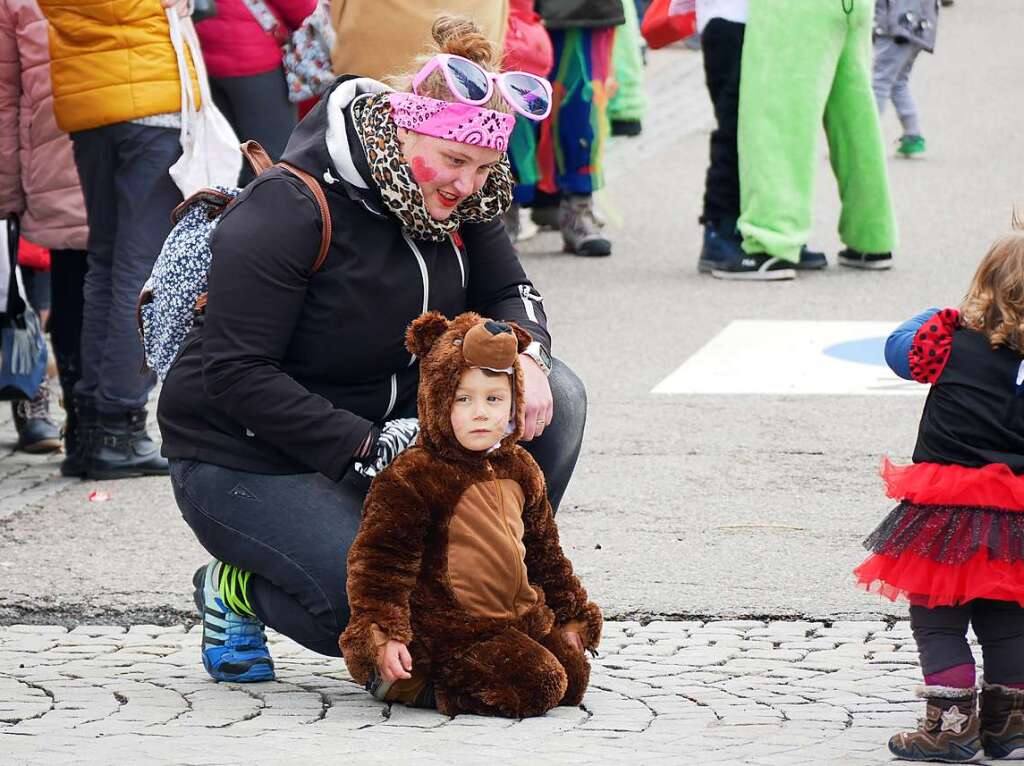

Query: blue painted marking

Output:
[822, 337, 887, 367]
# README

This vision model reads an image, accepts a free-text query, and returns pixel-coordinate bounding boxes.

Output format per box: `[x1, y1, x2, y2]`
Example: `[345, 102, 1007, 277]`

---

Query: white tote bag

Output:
[166, 9, 242, 197]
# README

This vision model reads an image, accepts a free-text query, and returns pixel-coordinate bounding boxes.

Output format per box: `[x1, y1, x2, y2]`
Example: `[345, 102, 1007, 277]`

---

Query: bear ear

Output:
[406, 311, 450, 357]
[509, 322, 533, 353]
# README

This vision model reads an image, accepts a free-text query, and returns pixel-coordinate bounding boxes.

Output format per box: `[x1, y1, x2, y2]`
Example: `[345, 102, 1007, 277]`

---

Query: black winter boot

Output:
[87, 408, 168, 480]
[61, 393, 95, 478]
[981, 682, 1024, 760]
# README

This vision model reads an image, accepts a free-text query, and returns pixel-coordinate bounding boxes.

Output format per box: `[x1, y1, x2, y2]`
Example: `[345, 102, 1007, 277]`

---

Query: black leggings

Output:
[170, 359, 587, 657]
[911, 600, 1024, 684]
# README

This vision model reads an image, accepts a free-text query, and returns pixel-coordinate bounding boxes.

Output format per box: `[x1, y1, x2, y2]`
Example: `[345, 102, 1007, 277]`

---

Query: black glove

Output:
[352, 418, 419, 478]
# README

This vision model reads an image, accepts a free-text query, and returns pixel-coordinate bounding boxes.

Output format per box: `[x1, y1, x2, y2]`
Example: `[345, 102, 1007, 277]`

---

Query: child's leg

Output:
[433, 627, 567, 718]
[910, 603, 976, 685]
[889, 604, 983, 761]
[972, 599, 1024, 687]
[539, 626, 591, 706]
[872, 37, 916, 115]
[889, 47, 923, 137]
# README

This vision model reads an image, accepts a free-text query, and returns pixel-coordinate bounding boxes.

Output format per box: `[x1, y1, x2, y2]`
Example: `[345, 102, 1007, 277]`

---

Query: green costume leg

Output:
[607, 0, 647, 123]
[824, 2, 898, 255]
[738, 0, 896, 263]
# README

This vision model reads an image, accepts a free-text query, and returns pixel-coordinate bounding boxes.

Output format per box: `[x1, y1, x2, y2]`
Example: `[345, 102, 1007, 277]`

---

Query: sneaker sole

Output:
[838, 259, 893, 271]
[710, 268, 796, 281]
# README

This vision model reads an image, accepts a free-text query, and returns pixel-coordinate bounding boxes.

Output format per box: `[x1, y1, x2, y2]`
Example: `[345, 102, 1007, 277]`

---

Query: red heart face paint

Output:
[410, 156, 437, 183]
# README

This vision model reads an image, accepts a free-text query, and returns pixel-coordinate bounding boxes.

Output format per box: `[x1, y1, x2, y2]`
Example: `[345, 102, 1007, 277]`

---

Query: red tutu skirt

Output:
[855, 460, 1024, 608]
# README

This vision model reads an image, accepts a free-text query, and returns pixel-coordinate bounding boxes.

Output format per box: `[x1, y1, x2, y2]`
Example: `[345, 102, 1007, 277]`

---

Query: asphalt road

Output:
[1, 0, 1020, 625]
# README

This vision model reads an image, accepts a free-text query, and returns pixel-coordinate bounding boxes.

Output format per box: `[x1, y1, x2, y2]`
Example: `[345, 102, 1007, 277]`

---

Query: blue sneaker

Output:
[192, 563, 275, 682]
[698, 220, 745, 273]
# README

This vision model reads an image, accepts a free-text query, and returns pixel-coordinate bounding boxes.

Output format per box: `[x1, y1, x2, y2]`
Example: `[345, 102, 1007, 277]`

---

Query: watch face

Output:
[539, 346, 552, 368]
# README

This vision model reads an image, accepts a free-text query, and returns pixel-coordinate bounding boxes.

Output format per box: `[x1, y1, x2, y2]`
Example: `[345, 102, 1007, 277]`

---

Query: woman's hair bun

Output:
[431, 14, 499, 70]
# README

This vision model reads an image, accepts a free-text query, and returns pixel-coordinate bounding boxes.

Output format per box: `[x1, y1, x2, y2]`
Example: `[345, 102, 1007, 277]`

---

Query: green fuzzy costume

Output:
[607, 0, 647, 124]
[737, 0, 898, 263]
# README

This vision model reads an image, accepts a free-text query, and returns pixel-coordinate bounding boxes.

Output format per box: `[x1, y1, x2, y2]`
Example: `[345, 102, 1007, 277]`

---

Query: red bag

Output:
[504, 0, 554, 77]
[17, 238, 50, 272]
[641, 0, 697, 50]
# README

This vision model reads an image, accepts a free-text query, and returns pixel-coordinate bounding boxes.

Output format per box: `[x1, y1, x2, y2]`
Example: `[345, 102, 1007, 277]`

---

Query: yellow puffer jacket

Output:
[38, 0, 200, 133]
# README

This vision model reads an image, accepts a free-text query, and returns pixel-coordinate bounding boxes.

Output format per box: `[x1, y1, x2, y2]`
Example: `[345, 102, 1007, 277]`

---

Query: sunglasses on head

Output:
[412, 54, 553, 121]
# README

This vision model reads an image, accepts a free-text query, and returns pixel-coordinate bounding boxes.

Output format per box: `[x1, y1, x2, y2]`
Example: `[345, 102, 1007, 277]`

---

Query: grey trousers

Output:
[872, 36, 923, 136]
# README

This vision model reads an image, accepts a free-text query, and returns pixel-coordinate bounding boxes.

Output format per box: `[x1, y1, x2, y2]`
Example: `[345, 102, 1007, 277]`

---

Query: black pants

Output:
[70, 123, 182, 415]
[700, 18, 745, 226]
[911, 600, 1024, 685]
[170, 358, 587, 657]
[48, 250, 89, 396]
[210, 68, 297, 185]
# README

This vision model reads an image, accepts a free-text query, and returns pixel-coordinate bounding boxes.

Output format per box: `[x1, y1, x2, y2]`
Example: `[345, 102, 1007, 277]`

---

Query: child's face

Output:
[450, 368, 513, 452]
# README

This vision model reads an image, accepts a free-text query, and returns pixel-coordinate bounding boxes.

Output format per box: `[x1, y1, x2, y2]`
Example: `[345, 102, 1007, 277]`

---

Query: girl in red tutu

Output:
[856, 226, 1024, 762]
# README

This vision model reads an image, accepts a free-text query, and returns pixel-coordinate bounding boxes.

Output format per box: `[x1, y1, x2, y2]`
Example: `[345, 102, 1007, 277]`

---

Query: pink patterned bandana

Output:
[388, 92, 516, 151]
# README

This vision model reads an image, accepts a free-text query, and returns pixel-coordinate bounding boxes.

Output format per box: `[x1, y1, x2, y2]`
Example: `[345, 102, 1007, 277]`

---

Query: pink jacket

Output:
[0, 0, 87, 251]
[196, 0, 316, 79]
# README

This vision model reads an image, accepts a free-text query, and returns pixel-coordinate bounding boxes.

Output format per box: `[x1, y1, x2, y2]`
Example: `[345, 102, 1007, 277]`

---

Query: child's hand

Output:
[564, 631, 584, 654]
[378, 640, 413, 683]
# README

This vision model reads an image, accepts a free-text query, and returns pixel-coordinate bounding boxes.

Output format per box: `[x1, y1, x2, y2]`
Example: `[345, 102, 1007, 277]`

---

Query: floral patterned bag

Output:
[242, 0, 336, 103]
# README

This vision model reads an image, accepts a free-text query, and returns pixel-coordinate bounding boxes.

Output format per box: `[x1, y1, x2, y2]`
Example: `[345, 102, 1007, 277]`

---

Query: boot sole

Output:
[563, 242, 612, 257]
[18, 438, 63, 454]
[87, 466, 170, 480]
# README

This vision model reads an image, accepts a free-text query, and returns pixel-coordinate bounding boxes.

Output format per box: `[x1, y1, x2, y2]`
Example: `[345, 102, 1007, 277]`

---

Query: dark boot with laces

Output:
[888, 686, 983, 763]
[87, 407, 168, 480]
[11, 378, 61, 453]
[981, 682, 1024, 760]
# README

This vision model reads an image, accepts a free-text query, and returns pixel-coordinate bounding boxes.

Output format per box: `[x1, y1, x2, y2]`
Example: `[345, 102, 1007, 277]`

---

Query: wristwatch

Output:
[522, 341, 552, 377]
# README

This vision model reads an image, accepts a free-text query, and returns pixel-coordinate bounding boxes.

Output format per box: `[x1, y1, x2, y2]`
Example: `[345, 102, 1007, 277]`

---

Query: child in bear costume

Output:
[340, 311, 602, 718]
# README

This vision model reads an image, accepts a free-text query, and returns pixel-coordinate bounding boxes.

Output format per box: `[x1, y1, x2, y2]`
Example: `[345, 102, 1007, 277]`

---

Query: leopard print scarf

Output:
[351, 93, 513, 242]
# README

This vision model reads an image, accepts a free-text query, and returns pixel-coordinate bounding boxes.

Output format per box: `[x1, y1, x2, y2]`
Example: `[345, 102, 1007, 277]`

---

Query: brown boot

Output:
[981, 682, 1024, 760]
[888, 686, 983, 762]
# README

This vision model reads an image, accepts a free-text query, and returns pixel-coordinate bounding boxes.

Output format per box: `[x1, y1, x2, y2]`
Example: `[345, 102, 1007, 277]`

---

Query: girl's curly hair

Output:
[959, 211, 1024, 354]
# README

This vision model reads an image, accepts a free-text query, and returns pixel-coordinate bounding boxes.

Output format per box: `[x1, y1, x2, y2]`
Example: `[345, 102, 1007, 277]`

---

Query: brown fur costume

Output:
[340, 311, 602, 718]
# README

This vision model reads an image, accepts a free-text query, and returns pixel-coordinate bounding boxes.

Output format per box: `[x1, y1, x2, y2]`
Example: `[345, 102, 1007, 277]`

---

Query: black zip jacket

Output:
[157, 77, 550, 480]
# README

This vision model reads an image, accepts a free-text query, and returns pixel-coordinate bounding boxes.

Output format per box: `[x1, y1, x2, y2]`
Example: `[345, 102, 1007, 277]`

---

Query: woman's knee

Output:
[550, 358, 588, 425]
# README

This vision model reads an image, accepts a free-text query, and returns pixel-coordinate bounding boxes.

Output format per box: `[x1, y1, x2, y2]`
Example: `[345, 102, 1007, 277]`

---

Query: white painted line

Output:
[653, 320, 924, 396]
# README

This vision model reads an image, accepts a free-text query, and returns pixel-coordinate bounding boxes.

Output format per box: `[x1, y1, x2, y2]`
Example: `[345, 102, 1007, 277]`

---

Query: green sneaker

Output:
[898, 134, 926, 157]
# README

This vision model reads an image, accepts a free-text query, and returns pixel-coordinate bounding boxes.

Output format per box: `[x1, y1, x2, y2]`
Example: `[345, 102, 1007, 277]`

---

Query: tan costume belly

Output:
[446, 479, 538, 620]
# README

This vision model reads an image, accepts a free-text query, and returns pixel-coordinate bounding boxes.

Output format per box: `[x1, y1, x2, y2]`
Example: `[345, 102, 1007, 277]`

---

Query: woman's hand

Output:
[377, 640, 413, 683]
[519, 354, 553, 442]
[564, 631, 584, 654]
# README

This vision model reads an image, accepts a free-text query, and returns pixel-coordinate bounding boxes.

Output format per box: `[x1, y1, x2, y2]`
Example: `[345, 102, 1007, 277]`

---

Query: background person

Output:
[872, 0, 940, 158]
[0, 0, 89, 459]
[713, 0, 898, 281]
[195, 0, 317, 183]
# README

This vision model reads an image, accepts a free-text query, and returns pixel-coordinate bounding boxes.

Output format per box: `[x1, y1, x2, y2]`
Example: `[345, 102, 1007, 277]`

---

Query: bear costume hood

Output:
[406, 311, 532, 464]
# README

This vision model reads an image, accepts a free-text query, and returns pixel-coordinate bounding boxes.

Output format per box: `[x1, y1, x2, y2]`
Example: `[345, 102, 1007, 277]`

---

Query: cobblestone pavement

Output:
[1, 618, 998, 765]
